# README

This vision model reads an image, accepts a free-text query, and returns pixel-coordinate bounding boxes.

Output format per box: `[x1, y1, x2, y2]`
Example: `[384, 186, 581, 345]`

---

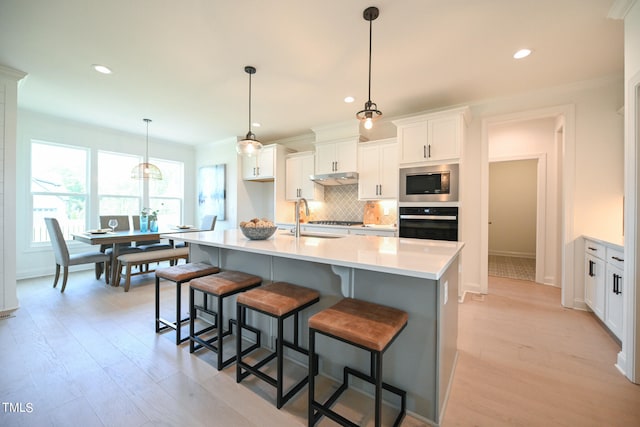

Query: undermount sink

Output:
[279, 231, 345, 239]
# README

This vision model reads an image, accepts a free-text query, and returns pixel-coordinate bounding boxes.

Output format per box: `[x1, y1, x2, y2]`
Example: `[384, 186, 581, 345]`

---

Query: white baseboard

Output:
[488, 250, 536, 259]
[616, 350, 627, 377]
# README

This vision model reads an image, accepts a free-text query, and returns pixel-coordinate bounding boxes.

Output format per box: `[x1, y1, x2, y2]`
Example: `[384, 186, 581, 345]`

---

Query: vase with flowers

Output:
[141, 208, 159, 232]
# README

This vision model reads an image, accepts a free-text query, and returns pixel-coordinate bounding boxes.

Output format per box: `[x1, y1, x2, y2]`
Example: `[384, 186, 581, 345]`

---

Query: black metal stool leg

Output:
[189, 286, 196, 353]
[308, 328, 316, 427]
[217, 293, 224, 370]
[175, 280, 182, 345]
[155, 276, 161, 332]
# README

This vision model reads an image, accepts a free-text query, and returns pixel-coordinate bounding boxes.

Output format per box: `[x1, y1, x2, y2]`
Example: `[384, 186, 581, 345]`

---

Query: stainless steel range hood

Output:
[309, 171, 358, 186]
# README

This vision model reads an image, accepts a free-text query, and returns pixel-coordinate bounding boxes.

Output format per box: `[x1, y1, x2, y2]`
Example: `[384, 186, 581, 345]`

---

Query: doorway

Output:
[480, 106, 572, 299]
[488, 159, 538, 282]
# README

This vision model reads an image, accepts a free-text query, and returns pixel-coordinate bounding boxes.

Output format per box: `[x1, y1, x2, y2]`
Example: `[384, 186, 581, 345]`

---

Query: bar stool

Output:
[308, 298, 408, 427]
[155, 262, 220, 345]
[188, 270, 262, 370]
[236, 282, 320, 409]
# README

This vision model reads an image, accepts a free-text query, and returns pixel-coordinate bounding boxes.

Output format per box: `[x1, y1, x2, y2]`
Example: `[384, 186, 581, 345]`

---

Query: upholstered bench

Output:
[308, 298, 408, 427]
[236, 282, 320, 409]
[155, 262, 221, 344]
[189, 270, 263, 370]
[115, 247, 190, 292]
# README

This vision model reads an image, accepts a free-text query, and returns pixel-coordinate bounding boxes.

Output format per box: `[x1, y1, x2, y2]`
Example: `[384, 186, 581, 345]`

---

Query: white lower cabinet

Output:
[348, 227, 396, 237]
[584, 242, 606, 319]
[584, 237, 623, 341]
[605, 248, 624, 340]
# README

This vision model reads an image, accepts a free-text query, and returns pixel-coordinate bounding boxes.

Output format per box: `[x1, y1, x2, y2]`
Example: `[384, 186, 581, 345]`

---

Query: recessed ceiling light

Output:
[252, 122, 261, 128]
[344, 96, 355, 103]
[92, 64, 113, 74]
[513, 49, 532, 59]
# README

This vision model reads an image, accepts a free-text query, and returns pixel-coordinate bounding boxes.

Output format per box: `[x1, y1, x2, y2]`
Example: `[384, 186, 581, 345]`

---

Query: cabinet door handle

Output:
[423, 145, 426, 158]
[253, 167, 256, 176]
[612, 256, 624, 262]
[587, 246, 598, 252]
[613, 273, 621, 294]
[379, 184, 382, 195]
[588, 260, 594, 277]
[256, 166, 260, 176]
[428, 144, 431, 158]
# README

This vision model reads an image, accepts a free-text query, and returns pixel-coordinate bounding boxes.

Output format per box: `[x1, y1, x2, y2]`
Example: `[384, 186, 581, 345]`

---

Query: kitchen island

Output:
[162, 229, 463, 425]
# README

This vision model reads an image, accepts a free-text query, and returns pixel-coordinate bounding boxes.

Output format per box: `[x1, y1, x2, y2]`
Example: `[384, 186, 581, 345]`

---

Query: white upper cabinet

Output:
[393, 106, 470, 166]
[358, 138, 398, 200]
[285, 152, 324, 201]
[243, 144, 275, 180]
[315, 138, 358, 174]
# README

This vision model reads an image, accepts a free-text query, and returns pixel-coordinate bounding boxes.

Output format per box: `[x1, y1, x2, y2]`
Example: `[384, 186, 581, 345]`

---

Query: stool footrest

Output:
[157, 316, 190, 331]
[190, 304, 261, 370]
[310, 365, 407, 427]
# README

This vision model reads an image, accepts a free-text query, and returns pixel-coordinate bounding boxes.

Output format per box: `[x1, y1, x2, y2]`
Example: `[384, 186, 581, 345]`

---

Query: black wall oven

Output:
[399, 206, 458, 241]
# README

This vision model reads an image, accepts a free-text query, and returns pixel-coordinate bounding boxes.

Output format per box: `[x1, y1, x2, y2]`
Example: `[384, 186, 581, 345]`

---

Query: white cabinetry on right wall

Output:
[584, 236, 624, 341]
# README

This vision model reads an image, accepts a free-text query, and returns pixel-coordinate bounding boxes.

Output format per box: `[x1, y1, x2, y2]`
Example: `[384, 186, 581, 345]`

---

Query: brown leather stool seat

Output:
[188, 270, 262, 370]
[155, 262, 220, 345]
[236, 282, 320, 409]
[308, 298, 408, 427]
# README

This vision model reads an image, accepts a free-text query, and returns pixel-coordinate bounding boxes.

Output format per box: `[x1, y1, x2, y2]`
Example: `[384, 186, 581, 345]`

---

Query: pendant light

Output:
[131, 118, 162, 180]
[236, 65, 263, 157]
[356, 6, 382, 130]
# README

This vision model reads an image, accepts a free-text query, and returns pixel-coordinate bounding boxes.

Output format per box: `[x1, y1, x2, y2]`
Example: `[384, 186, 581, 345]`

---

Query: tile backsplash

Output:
[306, 184, 397, 225]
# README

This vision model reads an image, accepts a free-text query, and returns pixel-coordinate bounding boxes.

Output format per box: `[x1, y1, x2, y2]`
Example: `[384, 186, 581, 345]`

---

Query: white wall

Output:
[461, 76, 624, 296]
[622, 0, 640, 384]
[15, 110, 197, 279]
[194, 137, 243, 230]
[489, 159, 537, 258]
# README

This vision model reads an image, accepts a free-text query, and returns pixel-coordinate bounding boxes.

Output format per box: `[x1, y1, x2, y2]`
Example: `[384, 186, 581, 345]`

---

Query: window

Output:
[31, 141, 88, 242]
[98, 151, 142, 215]
[149, 158, 184, 226]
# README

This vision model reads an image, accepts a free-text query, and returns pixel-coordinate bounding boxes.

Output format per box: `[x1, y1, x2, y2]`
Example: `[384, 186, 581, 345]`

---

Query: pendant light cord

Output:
[248, 72, 252, 134]
[368, 17, 373, 104]
[144, 118, 151, 163]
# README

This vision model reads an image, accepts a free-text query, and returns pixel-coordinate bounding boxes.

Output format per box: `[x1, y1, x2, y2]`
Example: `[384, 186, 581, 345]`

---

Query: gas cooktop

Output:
[307, 220, 364, 226]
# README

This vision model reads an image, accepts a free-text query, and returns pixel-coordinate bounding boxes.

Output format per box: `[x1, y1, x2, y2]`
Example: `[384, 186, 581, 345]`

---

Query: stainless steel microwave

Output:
[399, 163, 459, 203]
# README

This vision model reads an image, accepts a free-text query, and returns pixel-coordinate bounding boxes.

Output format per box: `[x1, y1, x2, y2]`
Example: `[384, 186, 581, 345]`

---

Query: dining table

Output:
[72, 226, 200, 285]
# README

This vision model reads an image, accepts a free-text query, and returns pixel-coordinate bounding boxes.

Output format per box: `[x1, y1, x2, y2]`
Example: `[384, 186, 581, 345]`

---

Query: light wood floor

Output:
[1, 271, 639, 426]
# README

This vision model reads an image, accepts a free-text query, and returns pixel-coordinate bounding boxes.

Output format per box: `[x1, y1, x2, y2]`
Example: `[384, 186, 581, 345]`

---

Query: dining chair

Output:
[99, 215, 143, 277]
[132, 215, 172, 252]
[44, 218, 111, 292]
[201, 215, 217, 231]
[176, 215, 216, 248]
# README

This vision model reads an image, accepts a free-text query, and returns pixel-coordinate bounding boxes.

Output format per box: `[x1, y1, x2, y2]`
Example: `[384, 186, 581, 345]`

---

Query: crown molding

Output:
[608, 0, 637, 19]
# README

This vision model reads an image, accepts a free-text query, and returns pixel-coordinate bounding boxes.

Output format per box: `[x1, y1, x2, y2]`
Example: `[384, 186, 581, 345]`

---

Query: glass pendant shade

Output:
[356, 7, 382, 129]
[236, 66, 263, 157]
[236, 131, 263, 157]
[131, 118, 162, 180]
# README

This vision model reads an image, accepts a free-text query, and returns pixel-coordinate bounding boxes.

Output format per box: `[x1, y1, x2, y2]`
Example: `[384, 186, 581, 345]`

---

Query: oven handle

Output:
[400, 214, 457, 220]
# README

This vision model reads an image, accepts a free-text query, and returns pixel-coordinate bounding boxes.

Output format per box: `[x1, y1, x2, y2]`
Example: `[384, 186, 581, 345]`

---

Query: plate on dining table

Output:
[87, 229, 110, 234]
[175, 225, 194, 230]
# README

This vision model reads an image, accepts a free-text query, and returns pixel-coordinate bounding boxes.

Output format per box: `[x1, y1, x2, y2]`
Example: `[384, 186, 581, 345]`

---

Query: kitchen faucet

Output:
[294, 197, 309, 238]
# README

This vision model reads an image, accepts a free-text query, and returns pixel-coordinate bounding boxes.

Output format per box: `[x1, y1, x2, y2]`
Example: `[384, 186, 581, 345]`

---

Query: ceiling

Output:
[0, 0, 624, 145]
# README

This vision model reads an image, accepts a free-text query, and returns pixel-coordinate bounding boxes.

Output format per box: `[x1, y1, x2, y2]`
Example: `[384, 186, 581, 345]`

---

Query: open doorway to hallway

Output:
[488, 159, 537, 282]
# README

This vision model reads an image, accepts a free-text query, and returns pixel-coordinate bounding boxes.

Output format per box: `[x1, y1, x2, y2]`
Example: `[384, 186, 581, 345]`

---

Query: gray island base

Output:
[163, 229, 463, 425]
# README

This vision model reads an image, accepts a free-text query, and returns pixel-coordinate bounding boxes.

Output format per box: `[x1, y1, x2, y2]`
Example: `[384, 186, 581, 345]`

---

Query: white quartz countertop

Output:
[162, 229, 464, 280]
